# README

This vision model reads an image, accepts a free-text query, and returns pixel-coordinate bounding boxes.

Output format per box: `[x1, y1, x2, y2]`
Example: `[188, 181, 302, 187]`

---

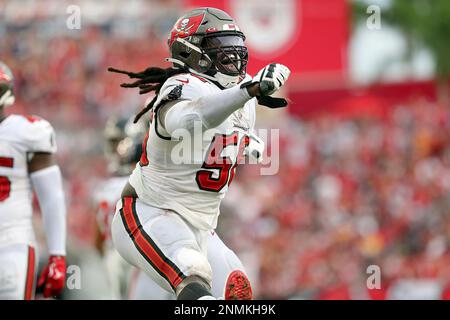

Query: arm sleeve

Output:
[164, 84, 253, 135]
[30, 165, 67, 256]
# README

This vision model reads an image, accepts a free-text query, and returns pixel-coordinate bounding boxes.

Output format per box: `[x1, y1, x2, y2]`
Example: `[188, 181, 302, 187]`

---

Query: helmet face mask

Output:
[103, 117, 147, 175]
[202, 34, 248, 77]
[167, 8, 248, 88]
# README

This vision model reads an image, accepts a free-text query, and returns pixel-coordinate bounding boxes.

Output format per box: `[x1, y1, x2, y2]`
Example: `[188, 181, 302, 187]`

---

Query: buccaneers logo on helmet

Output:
[168, 13, 205, 47]
[0, 61, 14, 108]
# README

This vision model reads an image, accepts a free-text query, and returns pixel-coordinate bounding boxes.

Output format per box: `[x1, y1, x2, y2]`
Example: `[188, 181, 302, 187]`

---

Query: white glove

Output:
[253, 63, 291, 96]
[245, 132, 265, 163]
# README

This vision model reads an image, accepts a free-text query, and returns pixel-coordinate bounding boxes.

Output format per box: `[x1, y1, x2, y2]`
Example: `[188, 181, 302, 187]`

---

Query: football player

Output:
[109, 7, 289, 300]
[92, 115, 147, 299]
[94, 112, 251, 300]
[96, 113, 253, 300]
[0, 61, 67, 299]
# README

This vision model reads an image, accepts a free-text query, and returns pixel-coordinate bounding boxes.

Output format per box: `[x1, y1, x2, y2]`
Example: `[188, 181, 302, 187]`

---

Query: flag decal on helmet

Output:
[169, 13, 205, 47]
[223, 24, 240, 31]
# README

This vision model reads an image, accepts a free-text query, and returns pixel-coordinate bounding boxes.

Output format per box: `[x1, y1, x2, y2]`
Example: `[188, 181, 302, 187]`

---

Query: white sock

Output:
[197, 295, 216, 300]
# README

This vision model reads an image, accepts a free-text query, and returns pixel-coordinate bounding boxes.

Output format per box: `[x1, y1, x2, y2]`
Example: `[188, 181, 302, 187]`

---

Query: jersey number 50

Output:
[196, 132, 249, 192]
[0, 157, 13, 202]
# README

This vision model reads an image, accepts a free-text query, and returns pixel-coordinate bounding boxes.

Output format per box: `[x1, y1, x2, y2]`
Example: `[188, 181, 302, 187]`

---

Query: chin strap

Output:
[165, 58, 211, 79]
[165, 57, 186, 69]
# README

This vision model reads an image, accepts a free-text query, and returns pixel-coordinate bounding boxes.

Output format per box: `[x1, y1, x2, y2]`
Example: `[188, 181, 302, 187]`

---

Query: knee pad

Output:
[175, 247, 212, 287]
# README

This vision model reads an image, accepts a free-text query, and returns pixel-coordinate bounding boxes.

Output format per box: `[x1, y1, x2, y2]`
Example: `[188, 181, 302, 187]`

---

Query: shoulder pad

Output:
[18, 115, 57, 153]
[154, 74, 210, 108]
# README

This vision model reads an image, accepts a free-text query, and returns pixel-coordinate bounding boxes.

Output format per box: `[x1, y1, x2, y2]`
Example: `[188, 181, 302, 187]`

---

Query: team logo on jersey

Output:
[168, 14, 205, 47]
[167, 85, 183, 100]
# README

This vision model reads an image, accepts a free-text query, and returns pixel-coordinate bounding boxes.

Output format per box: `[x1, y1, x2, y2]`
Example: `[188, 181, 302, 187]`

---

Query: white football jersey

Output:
[0, 114, 56, 248]
[93, 176, 129, 249]
[129, 73, 256, 230]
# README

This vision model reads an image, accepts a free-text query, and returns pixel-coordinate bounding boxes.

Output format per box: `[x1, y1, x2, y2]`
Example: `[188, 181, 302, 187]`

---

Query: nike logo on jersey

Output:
[176, 79, 189, 84]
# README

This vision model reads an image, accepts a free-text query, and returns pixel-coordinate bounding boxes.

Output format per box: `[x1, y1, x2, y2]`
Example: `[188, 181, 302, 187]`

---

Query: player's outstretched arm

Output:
[161, 63, 290, 134]
[29, 153, 67, 298]
[242, 63, 291, 108]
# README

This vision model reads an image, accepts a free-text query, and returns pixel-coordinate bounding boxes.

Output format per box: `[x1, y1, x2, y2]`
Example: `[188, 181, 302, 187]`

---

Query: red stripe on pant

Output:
[24, 246, 35, 300]
[122, 197, 185, 289]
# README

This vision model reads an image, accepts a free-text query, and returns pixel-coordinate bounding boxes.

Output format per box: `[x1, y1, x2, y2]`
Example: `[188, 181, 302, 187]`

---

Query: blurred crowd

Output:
[2, 3, 450, 300]
[224, 99, 450, 299]
[0, 6, 177, 249]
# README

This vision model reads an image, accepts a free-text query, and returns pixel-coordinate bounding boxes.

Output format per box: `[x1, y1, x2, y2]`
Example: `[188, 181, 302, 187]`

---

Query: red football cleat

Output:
[224, 270, 253, 300]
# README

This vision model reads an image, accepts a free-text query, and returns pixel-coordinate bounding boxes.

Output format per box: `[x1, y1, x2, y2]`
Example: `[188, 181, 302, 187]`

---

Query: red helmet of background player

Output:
[0, 62, 15, 108]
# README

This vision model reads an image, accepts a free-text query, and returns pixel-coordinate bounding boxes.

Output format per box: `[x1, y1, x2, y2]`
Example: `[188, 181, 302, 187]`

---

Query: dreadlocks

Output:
[108, 66, 186, 123]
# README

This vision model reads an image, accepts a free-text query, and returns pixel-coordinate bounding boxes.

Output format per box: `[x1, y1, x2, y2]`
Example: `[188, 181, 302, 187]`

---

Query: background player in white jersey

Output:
[0, 61, 67, 299]
[109, 7, 289, 300]
[92, 115, 147, 299]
